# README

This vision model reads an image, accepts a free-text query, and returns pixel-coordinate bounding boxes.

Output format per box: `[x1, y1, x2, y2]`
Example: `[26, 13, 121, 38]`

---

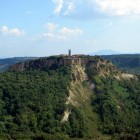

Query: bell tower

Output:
[68, 49, 71, 57]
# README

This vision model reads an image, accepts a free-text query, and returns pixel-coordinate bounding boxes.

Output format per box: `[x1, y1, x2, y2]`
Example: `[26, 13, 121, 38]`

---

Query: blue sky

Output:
[0, 0, 140, 57]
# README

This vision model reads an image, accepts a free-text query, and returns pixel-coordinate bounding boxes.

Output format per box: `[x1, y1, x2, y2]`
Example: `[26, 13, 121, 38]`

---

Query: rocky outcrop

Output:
[10, 57, 65, 71]
[9, 56, 90, 71]
[61, 64, 89, 122]
[10, 55, 130, 81]
[61, 109, 71, 123]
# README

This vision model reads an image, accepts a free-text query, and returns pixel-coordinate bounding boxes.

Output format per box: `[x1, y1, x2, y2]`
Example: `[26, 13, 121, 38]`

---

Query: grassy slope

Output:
[69, 80, 111, 140]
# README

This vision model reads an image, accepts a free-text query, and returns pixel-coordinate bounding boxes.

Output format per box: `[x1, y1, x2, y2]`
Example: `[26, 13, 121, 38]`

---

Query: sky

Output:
[0, 0, 140, 57]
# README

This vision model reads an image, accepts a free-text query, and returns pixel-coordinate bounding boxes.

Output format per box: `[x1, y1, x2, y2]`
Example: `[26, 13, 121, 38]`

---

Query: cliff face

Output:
[10, 58, 64, 71]
[10, 55, 136, 81]
[9, 56, 89, 71]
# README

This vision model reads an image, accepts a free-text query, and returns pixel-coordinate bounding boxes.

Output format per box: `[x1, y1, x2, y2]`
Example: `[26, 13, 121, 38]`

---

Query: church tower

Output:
[68, 49, 71, 57]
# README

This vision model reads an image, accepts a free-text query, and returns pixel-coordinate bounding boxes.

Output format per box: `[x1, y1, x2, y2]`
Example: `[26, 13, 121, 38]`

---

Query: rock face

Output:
[62, 64, 90, 123]
[9, 56, 91, 71]
[61, 109, 71, 123]
[10, 55, 136, 81]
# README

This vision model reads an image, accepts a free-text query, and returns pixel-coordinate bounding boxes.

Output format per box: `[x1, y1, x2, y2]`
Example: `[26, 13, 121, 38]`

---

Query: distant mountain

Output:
[90, 49, 120, 55]
[0, 57, 37, 72]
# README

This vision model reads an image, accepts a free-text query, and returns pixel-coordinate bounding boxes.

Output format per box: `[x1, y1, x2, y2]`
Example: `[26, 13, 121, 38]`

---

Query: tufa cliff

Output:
[10, 55, 136, 81]
[9, 55, 112, 71]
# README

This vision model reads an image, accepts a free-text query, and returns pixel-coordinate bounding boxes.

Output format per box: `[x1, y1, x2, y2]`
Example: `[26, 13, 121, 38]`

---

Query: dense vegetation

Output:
[86, 64, 140, 139]
[0, 67, 71, 139]
[0, 66, 91, 140]
[0, 56, 140, 139]
[102, 54, 140, 75]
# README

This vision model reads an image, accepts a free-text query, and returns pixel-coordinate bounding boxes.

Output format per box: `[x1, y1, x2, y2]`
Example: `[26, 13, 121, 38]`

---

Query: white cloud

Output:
[96, 0, 140, 16]
[63, 2, 75, 15]
[44, 23, 58, 32]
[43, 32, 66, 41]
[52, 0, 64, 14]
[0, 26, 25, 36]
[43, 23, 83, 41]
[60, 27, 83, 35]
[52, 0, 140, 19]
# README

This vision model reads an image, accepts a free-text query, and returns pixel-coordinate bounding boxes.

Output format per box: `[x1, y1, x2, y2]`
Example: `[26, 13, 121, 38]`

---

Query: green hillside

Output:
[0, 57, 37, 73]
[0, 56, 139, 139]
[102, 54, 140, 75]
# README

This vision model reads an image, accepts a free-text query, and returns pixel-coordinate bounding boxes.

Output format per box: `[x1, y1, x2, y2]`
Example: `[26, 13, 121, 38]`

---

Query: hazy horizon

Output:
[0, 0, 140, 57]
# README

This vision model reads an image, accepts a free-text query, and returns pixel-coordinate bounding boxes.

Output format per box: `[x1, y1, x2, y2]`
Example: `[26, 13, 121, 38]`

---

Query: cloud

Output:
[52, 0, 140, 19]
[60, 27, 83, 35]
[52, 0, 64, 14]
[43, 23, 83, 41]
[43, 32, 66, 41]
[63, 2, 75, 16]
[0, 26, 25, 36]
[96, 0, 140, 16]
[44, 23, 58, 32]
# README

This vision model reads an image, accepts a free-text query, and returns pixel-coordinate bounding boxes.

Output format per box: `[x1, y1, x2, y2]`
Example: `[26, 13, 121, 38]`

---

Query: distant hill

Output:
[90, 49, 120, 55]
[101, 54, 140, 75]
[0, 57, 37, 72]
